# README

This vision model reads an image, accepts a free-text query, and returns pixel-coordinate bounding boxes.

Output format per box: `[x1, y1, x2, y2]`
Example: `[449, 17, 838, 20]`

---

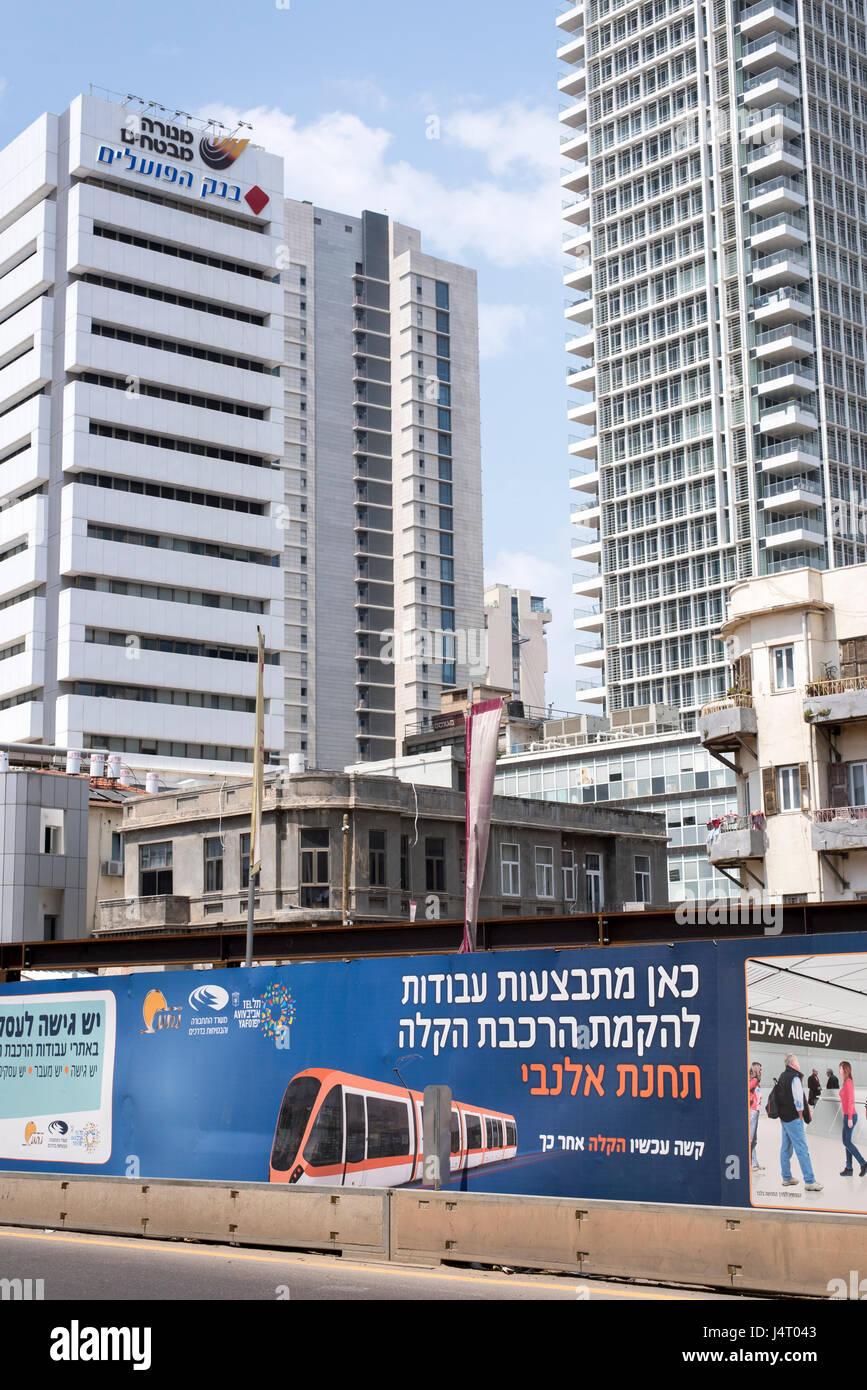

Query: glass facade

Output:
[495, 736, 738, 900]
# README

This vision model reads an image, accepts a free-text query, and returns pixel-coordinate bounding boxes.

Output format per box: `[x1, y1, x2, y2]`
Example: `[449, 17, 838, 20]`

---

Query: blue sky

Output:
[0, 0, 577, 708]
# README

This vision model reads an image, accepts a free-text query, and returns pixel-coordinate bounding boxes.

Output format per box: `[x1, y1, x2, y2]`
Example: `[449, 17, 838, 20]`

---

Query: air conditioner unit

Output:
[102, 860, 124, 877]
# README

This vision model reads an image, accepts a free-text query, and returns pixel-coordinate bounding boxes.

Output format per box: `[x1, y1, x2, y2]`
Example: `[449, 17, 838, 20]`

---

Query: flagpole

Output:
[245, 626, 265, 969]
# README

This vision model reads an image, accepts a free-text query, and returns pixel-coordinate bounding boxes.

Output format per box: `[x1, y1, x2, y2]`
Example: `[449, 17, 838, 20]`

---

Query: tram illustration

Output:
[269, 1067, 518, 1186]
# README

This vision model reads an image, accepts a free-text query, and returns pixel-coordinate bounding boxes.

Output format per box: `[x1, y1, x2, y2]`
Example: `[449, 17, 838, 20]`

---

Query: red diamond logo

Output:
[244, 185, 269, 216]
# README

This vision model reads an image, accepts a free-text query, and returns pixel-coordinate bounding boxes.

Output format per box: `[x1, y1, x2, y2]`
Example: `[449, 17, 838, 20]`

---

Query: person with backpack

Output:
[767, 1053, 823, 1192]
[838, 1061, 867, 1178]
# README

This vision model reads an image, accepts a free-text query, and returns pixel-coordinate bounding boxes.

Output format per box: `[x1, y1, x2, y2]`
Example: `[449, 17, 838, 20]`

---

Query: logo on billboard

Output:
[199, 134, 249, 170]
[188, 986, 230, 1014]
[47, 1120, 68, 1136]
[71, 1123, 101, 1153]
[140, 989, 182, 1034]
[23, 1121, 43, 1146]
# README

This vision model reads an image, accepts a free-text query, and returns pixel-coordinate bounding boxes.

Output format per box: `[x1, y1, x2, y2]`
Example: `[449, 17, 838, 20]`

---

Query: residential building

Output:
[0, 92, 286, 778]
[484, 584, 552, 711]
[97, 765, 667, 931]
[494, 703, 738, 903]
[280, 201, 484, 770]
[559, 0, 867, 726]
[700, 562, 867, 900]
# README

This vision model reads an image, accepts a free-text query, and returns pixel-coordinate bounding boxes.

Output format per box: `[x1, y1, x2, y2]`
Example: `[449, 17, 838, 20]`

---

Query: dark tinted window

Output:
[366, 1096, 410, 1159]
[271, 1075, 321, 1170]
[485, 1117, 495, 1149]
[505, 1121, 516, 1147]
[303, 1084, 343, 1167]
[465, 1114, 481, 1149]
[345, 1092, 365, 1165]
[450, 1110, 460, 1153]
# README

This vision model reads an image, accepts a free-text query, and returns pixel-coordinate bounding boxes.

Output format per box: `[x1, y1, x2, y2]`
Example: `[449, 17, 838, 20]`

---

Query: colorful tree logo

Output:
[259, 983, 295, 1040]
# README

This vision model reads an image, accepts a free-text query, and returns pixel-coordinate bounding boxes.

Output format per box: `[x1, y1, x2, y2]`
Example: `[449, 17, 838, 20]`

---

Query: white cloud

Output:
[443, 103, 561, 179]
[198, 102, 561, 268]
[478, 304, 531, 358]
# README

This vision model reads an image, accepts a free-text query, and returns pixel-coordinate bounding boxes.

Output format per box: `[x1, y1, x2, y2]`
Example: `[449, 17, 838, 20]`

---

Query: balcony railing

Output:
[805, 674, 867, 698]
[747, 139, 803, 166]
[700, 694, 754, 715]
[743, 34, 798, 56]
[758, 361, 815, 384]
[744, 65, 800, 91]
[752, 210, 808, 236]
[756, 323, 811, 345]
[753, 250, 809, 273]
[765, 514, 823, 535]
[754, 287, 811, 311]
[813, 805, 867, 823]
[748, 174, 804, 199]
[741, 0, 796, 20]
[706, 812, 766, 833]
[764, 473, 822, 497]
[760, 438, 820, 461]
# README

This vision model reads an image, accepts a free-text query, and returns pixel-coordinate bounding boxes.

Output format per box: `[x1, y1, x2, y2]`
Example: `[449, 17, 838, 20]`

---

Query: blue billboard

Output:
[1, 932, 865, 1214]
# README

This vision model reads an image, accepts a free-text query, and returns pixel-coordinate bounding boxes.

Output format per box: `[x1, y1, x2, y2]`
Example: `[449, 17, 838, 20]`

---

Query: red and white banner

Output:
[461, 698, 503, 953]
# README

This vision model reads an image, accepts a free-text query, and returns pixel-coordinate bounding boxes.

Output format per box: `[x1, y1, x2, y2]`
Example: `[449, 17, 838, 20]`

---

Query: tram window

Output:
[465, 1114, 481, 1150]
[505, 1121, 516, 1147]
[271, 1075, 321, 1171]
[345, 1092, 365, 1165]
[303, 1084, 343, 1167]
[366, 1096, 410, 1159]
[450, 1110, 460, 1153]
[485, 1117, 495, 1148]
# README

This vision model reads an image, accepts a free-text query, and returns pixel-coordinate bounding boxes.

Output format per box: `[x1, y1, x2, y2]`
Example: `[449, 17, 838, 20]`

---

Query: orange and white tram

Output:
[269, 1067, 518, 1186]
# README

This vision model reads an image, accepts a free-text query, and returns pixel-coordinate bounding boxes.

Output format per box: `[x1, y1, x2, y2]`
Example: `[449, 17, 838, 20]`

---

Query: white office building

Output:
[0, 93, 486, 781]
[0, 92, 285, 777]
[280, 202, 484, 768]
[560, 0, 867, 727]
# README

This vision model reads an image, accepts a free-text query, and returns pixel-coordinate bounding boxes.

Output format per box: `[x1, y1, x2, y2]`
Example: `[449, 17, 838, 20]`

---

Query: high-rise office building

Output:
[280, 202, 484, 769]
[560, 0, 867, 727]
[0, 93, 485, 779]
[0, 92, 285, 777]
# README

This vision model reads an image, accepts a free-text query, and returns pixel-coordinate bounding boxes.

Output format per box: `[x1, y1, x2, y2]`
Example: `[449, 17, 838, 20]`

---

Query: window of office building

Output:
[204, 836, 223, 893]
[301, 828, 330, 907]
[369, 829, 386, 886]
[141, 842, 172, 896]
[425, 837, 445, 892]
[501, 843, 520, 896]
[535, 846, 555, 898]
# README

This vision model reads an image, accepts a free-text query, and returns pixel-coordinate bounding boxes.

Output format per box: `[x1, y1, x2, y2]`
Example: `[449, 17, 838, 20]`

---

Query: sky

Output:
[0, 0, 579, 708]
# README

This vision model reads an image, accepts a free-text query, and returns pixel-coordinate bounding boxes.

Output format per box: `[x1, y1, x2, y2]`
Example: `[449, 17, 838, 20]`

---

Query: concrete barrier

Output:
[0, 1173, 389, 1262]
[390, 1189, 866, 1296]
[1, 1172, 864, 1294]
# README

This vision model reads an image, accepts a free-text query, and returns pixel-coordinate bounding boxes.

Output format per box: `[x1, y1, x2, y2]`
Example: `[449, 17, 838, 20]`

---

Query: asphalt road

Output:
[0, 1225, 751, 1301]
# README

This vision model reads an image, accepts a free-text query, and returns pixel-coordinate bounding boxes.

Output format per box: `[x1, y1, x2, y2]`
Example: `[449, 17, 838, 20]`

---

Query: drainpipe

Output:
[802, 608, 823, 902]
[342, 813, 350, 925]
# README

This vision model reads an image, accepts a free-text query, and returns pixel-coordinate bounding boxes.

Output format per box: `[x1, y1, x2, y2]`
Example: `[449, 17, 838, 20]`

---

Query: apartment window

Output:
[204, 836, 224, 892]
[772, 645, 795, 691]
[435, 281, 449, 309]
[501, 843, 520, 896]
[400, 834, 409, 892]
[240, 832, 251, 889]
[40, 809, 64, 856]
[535, 846, 555, 898]
[778, 764, 803, 812]
[300, 828, 330, 907]
[562, 850, 576, 904]
[369, 829, 386, 886]
[425, 837, 445, 892]
[634, 855, 652, 903]
[586, 852, 604, 911]
[850, 762, 867, 807]
[140, 842, 173, 896]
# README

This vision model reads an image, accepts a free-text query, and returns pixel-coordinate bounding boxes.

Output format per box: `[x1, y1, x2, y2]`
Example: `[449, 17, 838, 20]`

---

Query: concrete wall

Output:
[0, 770, 88, 939]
